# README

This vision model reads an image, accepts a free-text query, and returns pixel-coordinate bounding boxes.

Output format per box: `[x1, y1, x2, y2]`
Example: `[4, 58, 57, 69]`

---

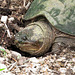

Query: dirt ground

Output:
[0, 0, 75, 75]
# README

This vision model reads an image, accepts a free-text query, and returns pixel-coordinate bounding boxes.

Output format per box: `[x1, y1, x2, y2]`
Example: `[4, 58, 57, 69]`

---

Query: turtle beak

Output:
[14, 23, 44, 54]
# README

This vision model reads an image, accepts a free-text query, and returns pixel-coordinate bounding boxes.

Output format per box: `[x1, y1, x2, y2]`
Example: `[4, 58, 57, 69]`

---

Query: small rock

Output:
[57, 57, 66, 61]
[8, 17, 14, 22]
[6, 54, 11, 58]
[54, 63, 60, 67]
[0, 57, 5, 63]
[5, 49, 10, 54]
[1, 16, 8, 23]
[0, 23, 4, 27]
[71, 66, 75, 73]
[72, 58, 75, 62]
[67, 63, 71, 67]
[49, 59, 55, 62]
[29, 57, 39, 63]
[40, 64, 49, 72]
[66, 69, 74, 75]
[18, 57, 26, 65]
[11, 51, 21, 59]
[32, 63, 40, 69]
[59, 68, 67, 74]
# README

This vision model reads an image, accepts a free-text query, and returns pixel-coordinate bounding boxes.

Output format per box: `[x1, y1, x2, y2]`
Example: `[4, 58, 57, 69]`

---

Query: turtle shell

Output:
[23, 0, 75, 35]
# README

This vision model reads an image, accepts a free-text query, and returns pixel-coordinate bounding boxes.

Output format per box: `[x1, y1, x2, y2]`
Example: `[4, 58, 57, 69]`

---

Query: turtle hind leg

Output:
[51, 37, 75, 54]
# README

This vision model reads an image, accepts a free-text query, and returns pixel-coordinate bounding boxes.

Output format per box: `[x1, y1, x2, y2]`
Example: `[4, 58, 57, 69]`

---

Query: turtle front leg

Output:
[51, 37, 75, 54]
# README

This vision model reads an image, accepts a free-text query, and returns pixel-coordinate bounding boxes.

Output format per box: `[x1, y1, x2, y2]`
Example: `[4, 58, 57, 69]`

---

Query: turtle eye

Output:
[21, 36, 27, 40]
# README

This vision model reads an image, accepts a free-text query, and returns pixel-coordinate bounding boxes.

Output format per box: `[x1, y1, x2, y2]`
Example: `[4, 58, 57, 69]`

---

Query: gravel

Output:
[0, 46, 75, 75]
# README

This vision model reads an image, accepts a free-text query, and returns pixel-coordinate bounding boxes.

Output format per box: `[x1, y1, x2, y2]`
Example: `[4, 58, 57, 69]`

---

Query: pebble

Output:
[49, 59, 55, 62]
[67, 63, 71, 67]
[11, 51, 21, 59]
[0, 23, 4, 27]
[0, 57, 5, 63]
[8, 17, 14, 22]
[32, 63, 40, 69]
[57, 57, 66, 61]
[72, 58, 75, 62]
[1, 16, 8, 23]
[54, 63, 60, 67]
[71, 66, 75, 73]
[59, 68, 67, 74]
[29, 57, 39, 63]
[5, 49, 11, 54]
[6, 54, 12, 58]
[18, 57, 26, 65]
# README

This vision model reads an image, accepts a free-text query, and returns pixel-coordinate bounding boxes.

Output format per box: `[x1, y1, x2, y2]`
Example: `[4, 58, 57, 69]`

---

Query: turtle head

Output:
[14, 21, 53, 56]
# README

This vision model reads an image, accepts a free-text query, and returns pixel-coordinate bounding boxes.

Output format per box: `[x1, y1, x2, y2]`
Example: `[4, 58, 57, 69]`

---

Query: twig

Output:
[25, 1, 31, 10]
[23, 0, 26, 7]
[4, 23, 11, 38]
[8, 62, 17, 71]
[23, 0, 31, 10]
[18, 65, 27, 68]
[1, 16, 11, 38]
[12, 57, 17, 62]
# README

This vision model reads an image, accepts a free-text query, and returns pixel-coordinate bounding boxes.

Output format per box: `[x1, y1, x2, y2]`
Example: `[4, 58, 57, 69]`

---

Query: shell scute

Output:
[24, 0, 75, 35]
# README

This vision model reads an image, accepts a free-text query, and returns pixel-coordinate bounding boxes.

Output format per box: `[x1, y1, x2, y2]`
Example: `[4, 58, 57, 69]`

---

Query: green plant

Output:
[0, 48, 7, 55]
[0, 68, 6, 71]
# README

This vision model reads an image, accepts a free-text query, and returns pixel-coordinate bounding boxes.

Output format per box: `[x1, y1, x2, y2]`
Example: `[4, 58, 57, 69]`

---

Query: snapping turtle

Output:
[14, 0, 75, 56]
